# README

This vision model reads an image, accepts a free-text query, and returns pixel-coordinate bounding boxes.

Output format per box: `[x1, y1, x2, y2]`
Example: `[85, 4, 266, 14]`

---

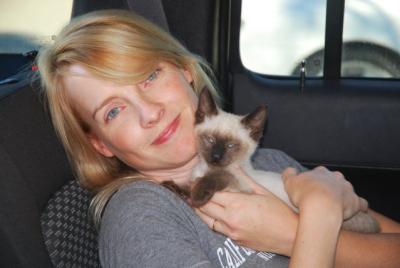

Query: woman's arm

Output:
[196, 167, 399, 267]
[197, 195, 400, 268]
[369, 209, 400, 233]
[290, 198, 342, 268]
[196, 190, 344, 268]
[335, 210, 400, 268]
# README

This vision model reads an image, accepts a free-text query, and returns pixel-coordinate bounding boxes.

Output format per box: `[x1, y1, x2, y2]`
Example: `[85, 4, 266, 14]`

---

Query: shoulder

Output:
[98, 181, 201, 266]
[252, 148, 307, 173]
[101, 180, 186, 223]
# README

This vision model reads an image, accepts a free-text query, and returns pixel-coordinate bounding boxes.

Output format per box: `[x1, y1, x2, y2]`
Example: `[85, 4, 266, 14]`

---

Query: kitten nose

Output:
[211, 145, 224, 163]
[212, 153, 222, 162]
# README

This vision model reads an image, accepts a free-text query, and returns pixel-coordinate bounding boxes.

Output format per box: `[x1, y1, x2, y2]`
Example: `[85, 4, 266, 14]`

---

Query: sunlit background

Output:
[0, 0, 73, 53]
[240, 0, 400, 77]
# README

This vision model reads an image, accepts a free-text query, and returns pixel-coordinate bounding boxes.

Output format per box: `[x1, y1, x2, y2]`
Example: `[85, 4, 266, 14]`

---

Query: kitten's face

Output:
[197, 131, 248, 167]
[195, 87, 268, 167]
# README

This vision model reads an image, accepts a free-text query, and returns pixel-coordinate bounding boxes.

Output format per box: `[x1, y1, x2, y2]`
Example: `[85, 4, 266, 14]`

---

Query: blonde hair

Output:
[37, 9, 219, 227]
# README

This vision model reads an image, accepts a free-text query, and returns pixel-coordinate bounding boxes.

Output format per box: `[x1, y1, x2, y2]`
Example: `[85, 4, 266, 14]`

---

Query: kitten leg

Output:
[191, 169, 236, 207]
[342, 211, 381, 233]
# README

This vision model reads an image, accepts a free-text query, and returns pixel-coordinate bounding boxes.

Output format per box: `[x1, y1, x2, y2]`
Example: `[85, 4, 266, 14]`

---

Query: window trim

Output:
[323, 0, 345, 79]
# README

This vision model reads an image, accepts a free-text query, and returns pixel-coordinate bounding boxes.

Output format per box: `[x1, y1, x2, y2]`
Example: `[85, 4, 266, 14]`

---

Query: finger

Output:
[344, 194, 365, 219]
[208, 191, 246, 206]
[344, 180, 354, 192]
[359, 197, 369, 212]
[248, 179, 270, 195]
[210, 191, 271, 207]
[282, 168, 298, 195]
[194, 208, 214, 227]
[199, 199, 226, 219]
[195, 208, 231, 234]
[315, 166, 328, 172]
[282, 167, 298, 183]
[333, 171, 345, 180]
[212, 218, 231, 235]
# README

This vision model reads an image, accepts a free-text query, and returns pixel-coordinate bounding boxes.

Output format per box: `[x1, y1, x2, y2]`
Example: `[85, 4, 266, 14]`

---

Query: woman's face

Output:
[63, 62, 199, 173]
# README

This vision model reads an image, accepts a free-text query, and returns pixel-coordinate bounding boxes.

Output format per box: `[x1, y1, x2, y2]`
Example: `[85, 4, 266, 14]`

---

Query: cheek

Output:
[163, 77, 197, 108]
[181, 123, 197, 148]
[102, 123, 143, 153]
[174, 123, 197, 157]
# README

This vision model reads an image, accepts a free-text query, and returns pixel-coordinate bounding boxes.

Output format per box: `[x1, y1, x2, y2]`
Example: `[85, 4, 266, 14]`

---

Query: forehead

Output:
[62, 64, 113, 117]
[68, 64, 89, 76]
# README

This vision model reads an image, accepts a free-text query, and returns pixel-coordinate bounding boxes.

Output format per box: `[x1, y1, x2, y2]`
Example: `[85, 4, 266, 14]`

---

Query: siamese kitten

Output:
[190, 87, 380, 233]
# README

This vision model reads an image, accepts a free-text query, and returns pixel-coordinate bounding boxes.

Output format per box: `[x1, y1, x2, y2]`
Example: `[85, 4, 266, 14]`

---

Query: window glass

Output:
[342, 0, 400, 78]
[240, 0, 327, 77]
[0, 0, 73, 54]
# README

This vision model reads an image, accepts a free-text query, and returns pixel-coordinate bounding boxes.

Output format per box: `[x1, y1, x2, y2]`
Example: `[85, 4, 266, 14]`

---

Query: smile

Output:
[152, 115, 181, 145]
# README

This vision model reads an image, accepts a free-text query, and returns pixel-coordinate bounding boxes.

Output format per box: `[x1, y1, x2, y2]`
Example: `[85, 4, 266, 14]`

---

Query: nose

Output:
[211, 145, 225, 164]
[136, 97, 164, 128]
[212, 153, 222, 162]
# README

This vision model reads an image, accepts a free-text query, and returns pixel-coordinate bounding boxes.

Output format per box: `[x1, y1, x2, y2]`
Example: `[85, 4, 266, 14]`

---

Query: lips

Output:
[152, 115, 181, 145]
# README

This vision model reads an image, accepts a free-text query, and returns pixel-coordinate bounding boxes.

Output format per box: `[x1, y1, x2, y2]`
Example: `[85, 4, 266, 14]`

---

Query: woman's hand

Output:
[195, 190, 298, 255]
[195, 165, 298, 255]
[282, 166, 368, 220]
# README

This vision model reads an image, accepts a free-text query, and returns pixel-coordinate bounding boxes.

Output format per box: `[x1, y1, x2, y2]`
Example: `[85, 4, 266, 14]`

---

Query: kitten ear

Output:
[241, 105, 268, 141]
[195, 86, 218, 124]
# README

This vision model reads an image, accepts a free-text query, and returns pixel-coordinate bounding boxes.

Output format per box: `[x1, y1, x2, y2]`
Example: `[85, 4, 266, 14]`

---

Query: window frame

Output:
[235, 0, 400, 81]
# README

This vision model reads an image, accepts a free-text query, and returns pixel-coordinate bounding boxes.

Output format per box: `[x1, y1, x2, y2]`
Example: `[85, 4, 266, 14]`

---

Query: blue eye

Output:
[206, 135, 215, 144]
[227, 143, 237, 149]
[145, 69, 160, 83]
[106, 107, 121, 122]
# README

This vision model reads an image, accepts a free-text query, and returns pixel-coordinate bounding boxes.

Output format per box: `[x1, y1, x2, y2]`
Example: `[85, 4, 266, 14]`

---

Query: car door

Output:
[215, 0, 400, 221]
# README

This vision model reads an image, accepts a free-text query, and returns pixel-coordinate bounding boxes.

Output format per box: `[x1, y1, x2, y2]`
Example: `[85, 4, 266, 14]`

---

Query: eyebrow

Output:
[92, 97, 118, 120]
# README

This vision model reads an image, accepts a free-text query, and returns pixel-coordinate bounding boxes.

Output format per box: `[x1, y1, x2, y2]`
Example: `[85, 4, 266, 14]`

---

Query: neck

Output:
[139, 155, 199, 187]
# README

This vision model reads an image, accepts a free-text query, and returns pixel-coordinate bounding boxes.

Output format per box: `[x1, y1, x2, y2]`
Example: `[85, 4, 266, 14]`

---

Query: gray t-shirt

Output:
[99, 149, 305, 268]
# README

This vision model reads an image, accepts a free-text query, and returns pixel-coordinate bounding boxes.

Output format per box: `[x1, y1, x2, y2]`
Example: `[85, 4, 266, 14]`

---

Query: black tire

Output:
[291, 41, 400, 78]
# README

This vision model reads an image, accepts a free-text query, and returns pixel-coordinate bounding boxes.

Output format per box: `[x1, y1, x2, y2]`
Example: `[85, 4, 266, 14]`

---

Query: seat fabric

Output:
[41, 180, 99, 268]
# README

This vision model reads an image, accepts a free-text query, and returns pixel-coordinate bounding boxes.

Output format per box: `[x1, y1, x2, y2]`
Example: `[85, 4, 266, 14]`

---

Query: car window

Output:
[0, 0, 73, 54]
[240, 0, 400, 79]
[342, 0, 400, 78]
[240, 0, 327, 77]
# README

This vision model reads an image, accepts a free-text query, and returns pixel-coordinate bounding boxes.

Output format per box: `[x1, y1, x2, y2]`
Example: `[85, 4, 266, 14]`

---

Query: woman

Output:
[37, 10, 400, 268]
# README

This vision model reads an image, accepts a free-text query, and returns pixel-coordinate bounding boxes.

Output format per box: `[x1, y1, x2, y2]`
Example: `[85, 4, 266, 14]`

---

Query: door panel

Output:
[225, 0, 400, 220]
[233, 75, 400, 169]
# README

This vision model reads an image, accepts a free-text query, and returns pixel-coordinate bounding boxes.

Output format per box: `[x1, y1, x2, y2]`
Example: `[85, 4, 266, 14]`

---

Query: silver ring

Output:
[211, 218, 217, 231]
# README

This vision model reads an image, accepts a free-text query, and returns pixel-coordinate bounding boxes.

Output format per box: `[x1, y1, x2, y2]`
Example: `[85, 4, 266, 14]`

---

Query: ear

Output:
[87, 134, 114, 157]
[195, 86, 218, 124]
[240, 105, 268, 141]
[182, 68, 193, 84]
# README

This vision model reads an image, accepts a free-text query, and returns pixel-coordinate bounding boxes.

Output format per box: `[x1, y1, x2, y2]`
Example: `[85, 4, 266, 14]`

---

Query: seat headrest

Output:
[126, 0, 169, 31]
[72, 0, 169, 32]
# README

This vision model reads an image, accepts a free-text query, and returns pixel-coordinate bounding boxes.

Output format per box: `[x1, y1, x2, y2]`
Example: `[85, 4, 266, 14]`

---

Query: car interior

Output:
[1, 0, 399, 267]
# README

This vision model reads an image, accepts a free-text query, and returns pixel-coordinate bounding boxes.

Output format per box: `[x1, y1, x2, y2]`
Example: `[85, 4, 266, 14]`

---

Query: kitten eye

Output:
[206, 135, 215, 144]
[105, 107, 122, 122]
[227, 143, 237, 149]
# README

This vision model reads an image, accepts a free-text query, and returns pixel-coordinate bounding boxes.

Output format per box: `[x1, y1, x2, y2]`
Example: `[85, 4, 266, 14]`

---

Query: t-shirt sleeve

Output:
[252, 148, 307, 173]
[98, 182, 213, 268]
